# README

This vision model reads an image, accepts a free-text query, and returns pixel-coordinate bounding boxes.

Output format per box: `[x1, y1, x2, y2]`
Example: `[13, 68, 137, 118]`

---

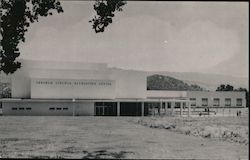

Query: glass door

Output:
[95, 106, 104, 116]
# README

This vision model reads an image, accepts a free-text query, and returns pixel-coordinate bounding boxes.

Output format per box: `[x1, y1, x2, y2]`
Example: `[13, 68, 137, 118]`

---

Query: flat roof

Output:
[0, 98, 190, 102]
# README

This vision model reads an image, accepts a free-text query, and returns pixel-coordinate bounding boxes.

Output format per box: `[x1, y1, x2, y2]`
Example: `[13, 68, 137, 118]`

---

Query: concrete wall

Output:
[2, 101, 94, 116]
[147, 91, 187, 99]
[10, 60, 147, 99]
[11, 66, 31, 98]
[11, 60, 112, 99]
[187, 91, 246, 107]
[31, 78, 116, 99]
[112, 69, 147, 99]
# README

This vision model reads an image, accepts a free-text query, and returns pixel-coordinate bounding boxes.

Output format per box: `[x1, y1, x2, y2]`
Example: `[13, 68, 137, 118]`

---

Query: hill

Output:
[146, 71, 248, 91]
[147, 74, 205, 91]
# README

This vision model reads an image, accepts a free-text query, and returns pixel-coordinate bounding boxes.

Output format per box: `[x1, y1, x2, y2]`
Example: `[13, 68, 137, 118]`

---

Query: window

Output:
[162, 102, 165, 109]
[225, 98, 231, 106]
[49, 107, 55, 110]
[19, 108, 24, 110]
[12, 107, 17, 110]
[26, 108, 32, 110]
[63, 108, 68, 110]
[213, 98, 220, 106]
[236, 98, 242, 106]
[167, 102, 171, 109]
[56, 108, 62, 110]
[175, 102, 181, 108]
[190, 98, 196, 107]
[202, 98, 208, 106]
[182, 102, 186, 108]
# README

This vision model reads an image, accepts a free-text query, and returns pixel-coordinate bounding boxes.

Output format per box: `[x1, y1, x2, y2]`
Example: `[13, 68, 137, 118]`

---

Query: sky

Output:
[19, 1, 249, 78]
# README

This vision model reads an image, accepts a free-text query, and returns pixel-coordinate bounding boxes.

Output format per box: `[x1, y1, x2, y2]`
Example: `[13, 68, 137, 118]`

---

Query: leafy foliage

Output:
[0, 0, 63, 74]
[0, 82, 11, 98]
[0, 0, 126, 75]
[216, 84, 234, 91]
[147, 74, 205, 91]
[89, 0, 126, 33]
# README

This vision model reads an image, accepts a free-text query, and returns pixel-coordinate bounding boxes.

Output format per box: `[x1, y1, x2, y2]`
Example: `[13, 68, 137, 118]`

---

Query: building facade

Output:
[0, 60, 246, 116]
[187, 91, 246, 108]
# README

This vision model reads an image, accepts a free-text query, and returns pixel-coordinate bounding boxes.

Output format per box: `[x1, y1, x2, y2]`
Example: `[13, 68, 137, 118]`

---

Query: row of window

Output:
[49, 107, 68, 110]
[190, 98, 243, 107]
[11, 107, 69, 110]
[12, 107, 31, 110]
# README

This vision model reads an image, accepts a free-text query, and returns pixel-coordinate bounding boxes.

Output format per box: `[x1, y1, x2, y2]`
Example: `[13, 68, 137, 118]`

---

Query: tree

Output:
[0, 0, 63, 74]
[90, 0, 126, 33]
[216, 84, 234, 91]
[225, 84, 234, 91]
[0, 82, 11, 98]
[216, 84, 225, 91]
[0, 0, 126, 75]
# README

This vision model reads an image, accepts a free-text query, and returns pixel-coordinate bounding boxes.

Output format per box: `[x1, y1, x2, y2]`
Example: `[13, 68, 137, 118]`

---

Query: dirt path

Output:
[0, 116, 248, 159]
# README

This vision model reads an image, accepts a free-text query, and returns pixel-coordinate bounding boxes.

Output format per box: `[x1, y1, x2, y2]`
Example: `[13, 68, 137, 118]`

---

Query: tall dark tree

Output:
[0, 0, 63, 74]
[0, 0, 126, 75]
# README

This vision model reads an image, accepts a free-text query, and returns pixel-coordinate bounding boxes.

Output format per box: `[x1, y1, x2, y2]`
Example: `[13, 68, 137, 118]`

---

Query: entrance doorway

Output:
[120, 102, 142, 116]
[95, 102, 117, 116]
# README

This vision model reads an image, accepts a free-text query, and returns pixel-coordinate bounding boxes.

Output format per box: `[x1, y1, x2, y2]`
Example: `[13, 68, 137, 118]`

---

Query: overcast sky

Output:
[19, 1, 249, 78]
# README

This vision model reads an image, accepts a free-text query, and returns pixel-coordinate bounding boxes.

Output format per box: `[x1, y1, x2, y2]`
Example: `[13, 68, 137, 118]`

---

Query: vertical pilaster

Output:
[141, 102, 144, 116]
[164, 102, 167, 115]
[117, 102, 120, 116]
[72, 98, 75, 117]
[188, 102, 191, 117]
[180, 102, 183, 116]
[171, 102, 175, 116]
[160, 101, 162, 115]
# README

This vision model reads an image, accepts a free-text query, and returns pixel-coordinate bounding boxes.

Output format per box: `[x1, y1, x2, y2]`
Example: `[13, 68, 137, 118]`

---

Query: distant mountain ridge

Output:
[147, 74, 205, 91]
[146, 71, 248, 91]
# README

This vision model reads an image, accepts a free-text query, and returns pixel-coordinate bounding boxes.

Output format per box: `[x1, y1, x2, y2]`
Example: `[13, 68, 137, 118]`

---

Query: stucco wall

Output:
[112, 69, 147, 99]
[2, 101, 94, 116]
[11, 66, 31, 98]
[187, 91, 246, 107]
[10, 60, 147, 99]
[31, 78, 116, 99]
[147, 91, 187, 99]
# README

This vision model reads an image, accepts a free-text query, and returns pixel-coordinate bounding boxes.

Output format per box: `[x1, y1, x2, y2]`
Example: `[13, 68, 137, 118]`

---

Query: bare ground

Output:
[0, 116, 248, 159]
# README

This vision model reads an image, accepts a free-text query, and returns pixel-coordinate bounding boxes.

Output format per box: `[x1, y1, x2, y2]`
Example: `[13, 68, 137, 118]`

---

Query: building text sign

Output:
[31, 78, 116, 99]
[35, 80, 112, 86]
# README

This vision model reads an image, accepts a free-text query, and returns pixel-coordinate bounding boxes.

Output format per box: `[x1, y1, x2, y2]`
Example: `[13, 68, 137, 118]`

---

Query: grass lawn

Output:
[0, 116, 248, 159]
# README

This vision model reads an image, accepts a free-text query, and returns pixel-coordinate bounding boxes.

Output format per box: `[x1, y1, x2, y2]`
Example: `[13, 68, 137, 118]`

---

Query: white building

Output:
[0, 60, 246, 116]
[187, 91, 246, 108]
